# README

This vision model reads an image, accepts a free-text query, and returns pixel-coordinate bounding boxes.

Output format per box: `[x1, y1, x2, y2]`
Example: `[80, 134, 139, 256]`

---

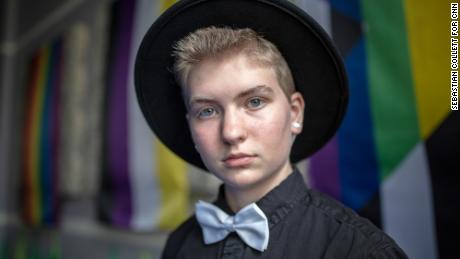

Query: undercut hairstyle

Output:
[172, 26, 296, 99]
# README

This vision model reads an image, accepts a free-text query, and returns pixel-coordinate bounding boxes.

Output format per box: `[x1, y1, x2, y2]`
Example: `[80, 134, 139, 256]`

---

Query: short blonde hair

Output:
[172, 26, 295, 98]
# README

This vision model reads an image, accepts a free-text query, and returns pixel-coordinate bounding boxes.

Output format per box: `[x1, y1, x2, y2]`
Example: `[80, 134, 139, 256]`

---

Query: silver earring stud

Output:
[292, 122, 301, 128]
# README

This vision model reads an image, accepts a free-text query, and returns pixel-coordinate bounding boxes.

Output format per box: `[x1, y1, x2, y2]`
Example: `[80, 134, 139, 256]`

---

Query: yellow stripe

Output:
[30, 46, 51, 225]
[160, 0, 177, 12]
[154, 0, 189, 230]
[155, 139, 189, 230]
[404, 0, 452, 139]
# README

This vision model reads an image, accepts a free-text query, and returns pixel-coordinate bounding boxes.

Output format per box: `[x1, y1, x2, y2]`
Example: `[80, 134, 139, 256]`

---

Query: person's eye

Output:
[247, 97, 265, 109]
[197, 107, 217, 119]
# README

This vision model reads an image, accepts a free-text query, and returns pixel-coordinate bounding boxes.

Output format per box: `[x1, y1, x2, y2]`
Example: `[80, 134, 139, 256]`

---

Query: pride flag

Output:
[21, 38, 63, 226]
[99, 0, 193, 231]
[298, 0, 457, 258]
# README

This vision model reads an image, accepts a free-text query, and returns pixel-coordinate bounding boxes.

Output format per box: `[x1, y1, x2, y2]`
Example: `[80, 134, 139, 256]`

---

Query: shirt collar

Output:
[213, 168, 308, 228]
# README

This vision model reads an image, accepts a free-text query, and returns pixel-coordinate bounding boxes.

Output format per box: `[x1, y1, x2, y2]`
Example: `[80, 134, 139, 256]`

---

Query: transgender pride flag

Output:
[296, 0, 458, 258]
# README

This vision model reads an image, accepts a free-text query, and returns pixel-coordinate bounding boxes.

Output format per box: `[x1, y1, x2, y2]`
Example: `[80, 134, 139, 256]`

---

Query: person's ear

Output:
[289, 92, 305, 135]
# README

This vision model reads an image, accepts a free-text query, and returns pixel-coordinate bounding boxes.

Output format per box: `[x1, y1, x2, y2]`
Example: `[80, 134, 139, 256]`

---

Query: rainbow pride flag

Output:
[298, 0, 457, 258]
[22, 38, 63, 226]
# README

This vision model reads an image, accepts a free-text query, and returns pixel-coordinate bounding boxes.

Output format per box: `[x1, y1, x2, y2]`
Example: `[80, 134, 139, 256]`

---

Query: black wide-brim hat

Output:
[135, 0, 348, 170]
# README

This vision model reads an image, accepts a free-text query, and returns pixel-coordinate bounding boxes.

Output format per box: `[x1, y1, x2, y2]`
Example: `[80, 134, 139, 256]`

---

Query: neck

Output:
[224, 163, 293, 213]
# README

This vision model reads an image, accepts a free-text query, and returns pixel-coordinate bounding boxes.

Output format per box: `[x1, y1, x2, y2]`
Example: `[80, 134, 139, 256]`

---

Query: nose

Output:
[221, 109, 247, 145]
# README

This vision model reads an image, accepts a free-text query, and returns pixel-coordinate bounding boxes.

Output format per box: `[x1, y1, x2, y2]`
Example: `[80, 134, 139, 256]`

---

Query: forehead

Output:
[184, 54, 282, 102]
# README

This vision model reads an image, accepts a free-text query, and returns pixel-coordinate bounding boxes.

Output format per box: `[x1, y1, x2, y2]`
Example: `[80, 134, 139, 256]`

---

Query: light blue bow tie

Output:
[195, 200, 269, 252]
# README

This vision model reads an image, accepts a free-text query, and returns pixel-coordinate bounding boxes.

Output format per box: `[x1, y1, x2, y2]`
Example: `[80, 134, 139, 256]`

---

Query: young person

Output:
[135, 0, 408, 258]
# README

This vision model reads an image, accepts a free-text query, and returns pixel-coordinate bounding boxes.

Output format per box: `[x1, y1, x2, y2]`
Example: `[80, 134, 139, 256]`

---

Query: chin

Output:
[214, 167, 266, 190]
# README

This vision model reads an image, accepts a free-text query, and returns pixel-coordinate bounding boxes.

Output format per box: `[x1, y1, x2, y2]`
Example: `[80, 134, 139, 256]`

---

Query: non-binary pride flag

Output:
[296, 0, 458, 259]
[99, 0, 192, 231]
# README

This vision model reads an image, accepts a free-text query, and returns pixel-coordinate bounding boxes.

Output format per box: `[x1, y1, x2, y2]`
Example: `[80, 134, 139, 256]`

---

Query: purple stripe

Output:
[107, 0, 136, 228]
[309, 135, 341, 200]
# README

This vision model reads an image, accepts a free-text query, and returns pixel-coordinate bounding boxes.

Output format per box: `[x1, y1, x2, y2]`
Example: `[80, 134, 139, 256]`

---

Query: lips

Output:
[223, 153, 256, 168]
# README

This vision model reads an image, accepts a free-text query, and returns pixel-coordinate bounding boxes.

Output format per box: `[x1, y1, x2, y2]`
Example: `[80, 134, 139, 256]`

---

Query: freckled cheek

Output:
[254, 109, 290, 131]
[256, 121, 288, 139]
[251, 113, 291, 145]
[190, 123, 221, 152]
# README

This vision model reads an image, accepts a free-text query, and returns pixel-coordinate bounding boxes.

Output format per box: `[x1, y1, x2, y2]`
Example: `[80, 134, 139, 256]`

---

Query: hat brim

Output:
[135, 0, 348, 170]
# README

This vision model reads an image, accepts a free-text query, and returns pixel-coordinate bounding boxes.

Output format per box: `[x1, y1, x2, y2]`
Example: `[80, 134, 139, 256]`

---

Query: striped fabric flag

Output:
[20, 5, 109, 227]
[21, 38, 63, 226]
[295, 0, 457, 258]
[99, 0, 192, 231]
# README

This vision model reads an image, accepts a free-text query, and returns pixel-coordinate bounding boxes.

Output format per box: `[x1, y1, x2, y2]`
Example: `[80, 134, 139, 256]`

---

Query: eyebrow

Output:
[189, 85, 274, 107]
[188, 97, 216, 108]
[235, 85, 274, 100]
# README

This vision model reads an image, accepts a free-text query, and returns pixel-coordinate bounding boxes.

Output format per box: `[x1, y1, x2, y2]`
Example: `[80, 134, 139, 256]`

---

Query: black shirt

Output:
[162, 170, 408, 258]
